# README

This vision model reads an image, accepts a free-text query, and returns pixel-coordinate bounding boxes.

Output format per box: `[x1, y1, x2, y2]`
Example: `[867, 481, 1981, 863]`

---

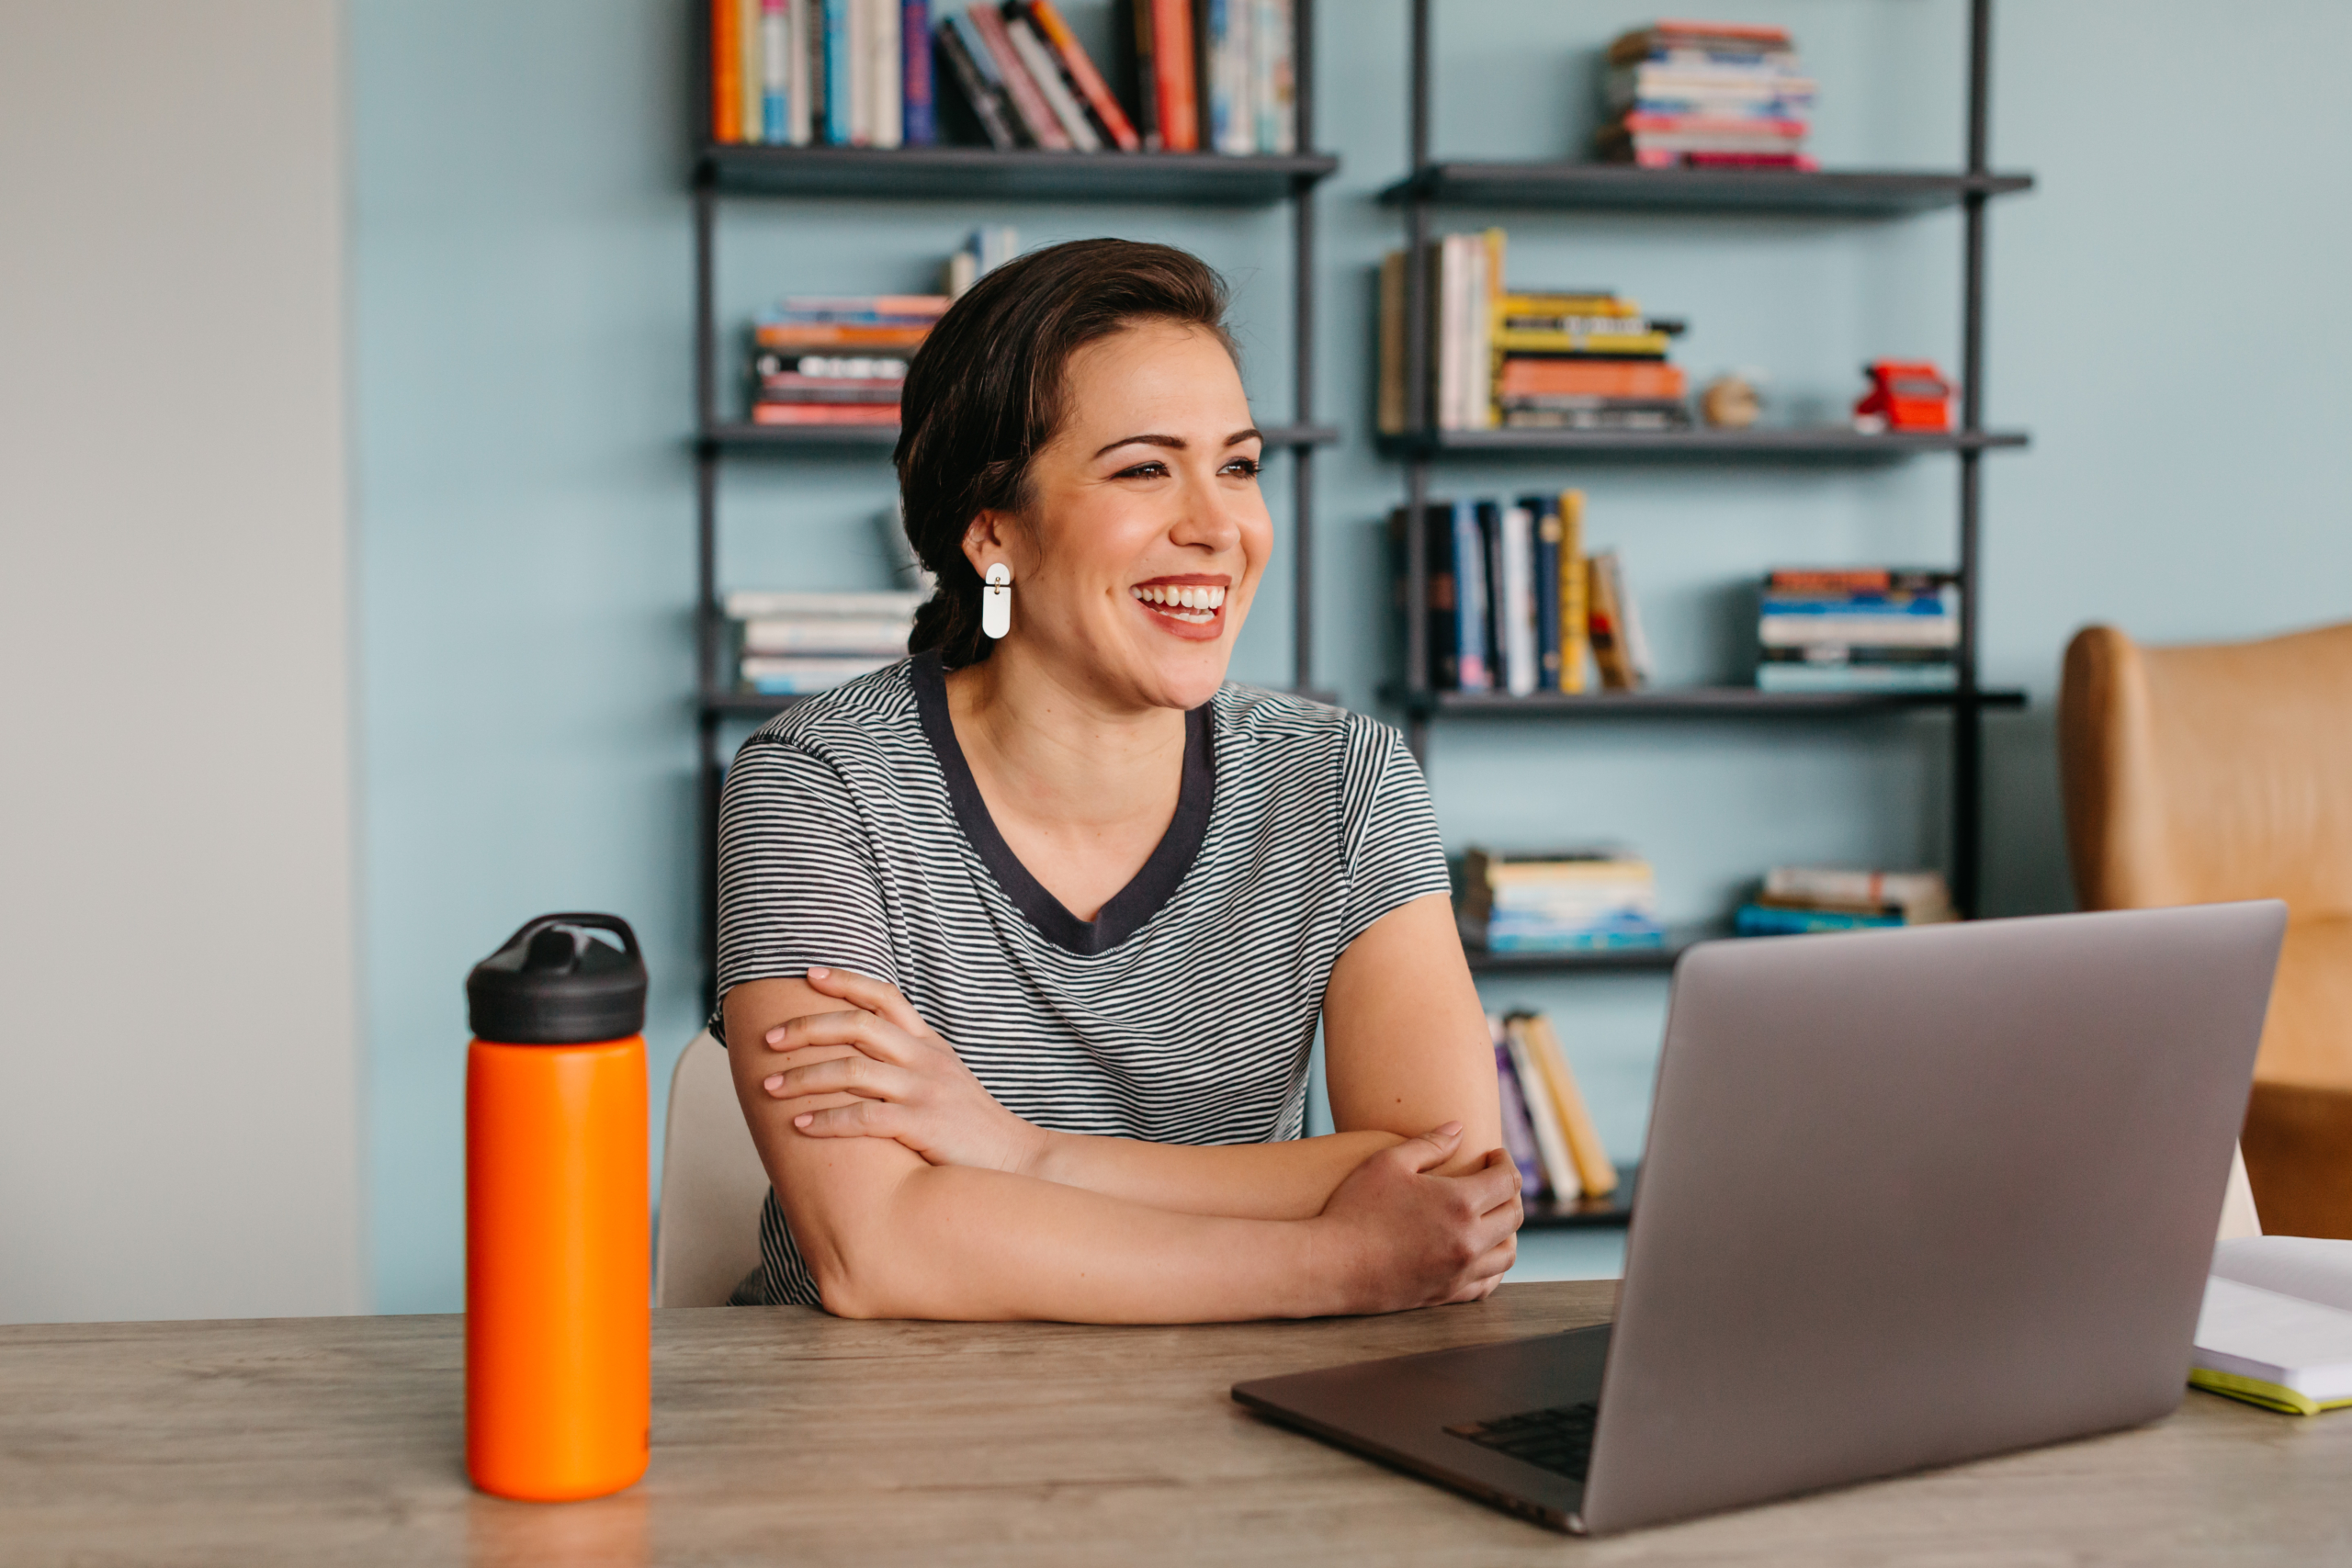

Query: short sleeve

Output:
[715, 735, 900, 1013]
[1338, 720, 1453, 947]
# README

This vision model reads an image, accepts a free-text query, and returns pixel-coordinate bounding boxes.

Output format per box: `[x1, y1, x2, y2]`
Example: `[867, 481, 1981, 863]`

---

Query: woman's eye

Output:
[1222, 457, 1262, 479]
[1116, 461, 1170, 479]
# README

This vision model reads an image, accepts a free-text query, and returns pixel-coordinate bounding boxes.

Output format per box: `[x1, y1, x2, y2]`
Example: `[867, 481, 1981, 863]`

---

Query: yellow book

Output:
[1479, 228, 1507, 429]
[1503, 1017, 1580, 1201]
[1557, 489, 1588, 694]
[1498, 292, 1640, 317]
[2190, 1238, 2352, 1416]
[1494, 327, 1676, 355]
[1525, 1014, 1619, 1198]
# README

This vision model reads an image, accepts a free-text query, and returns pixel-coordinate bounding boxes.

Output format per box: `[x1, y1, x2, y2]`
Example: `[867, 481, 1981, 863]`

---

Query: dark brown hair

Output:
[894, 238, 1236, 669]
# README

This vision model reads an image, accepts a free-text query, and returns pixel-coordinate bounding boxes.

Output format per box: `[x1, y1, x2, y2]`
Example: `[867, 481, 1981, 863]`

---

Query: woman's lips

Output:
[1129, 581, 1227, 640]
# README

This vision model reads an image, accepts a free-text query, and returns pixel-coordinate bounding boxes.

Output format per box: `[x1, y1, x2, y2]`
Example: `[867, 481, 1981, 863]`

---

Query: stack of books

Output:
[1377, 230, 1690, 434]
[1735, 867, 1956, 936]
[1459, 849, 1666, 954]
[725, 589, 926, 694]
[1757, 568, 1960, 693]
[1595, 20, 1817, 170]
[711, 0, 1298, 155]
[1490, 1010, 1620, 1206]
[749, 296, 946, 427]
[1391, 493, 1654, 695]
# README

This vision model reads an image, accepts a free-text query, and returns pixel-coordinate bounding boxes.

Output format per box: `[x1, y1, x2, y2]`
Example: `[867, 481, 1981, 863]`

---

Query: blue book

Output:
[823, 0, 853, 147]
[901, 0, 935, 145]
[1526, 495, 1561, 692]
[1451, 501, 1491, 692]
[1735, 903, 1903, 937]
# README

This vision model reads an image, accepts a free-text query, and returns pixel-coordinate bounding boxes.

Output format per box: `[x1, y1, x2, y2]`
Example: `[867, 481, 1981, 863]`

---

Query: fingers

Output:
[1393, 1121, 1465, 1175]
[763, 1008, 918, 1065]
[789, 1098, 909, 1141]
[761, 1055, 918, 1104]
[1455, 1149, 1522, 1216]
[800, 965, 932, 1037]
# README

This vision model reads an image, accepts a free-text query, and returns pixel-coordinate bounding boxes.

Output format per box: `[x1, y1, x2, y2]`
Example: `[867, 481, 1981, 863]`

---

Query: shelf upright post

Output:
[1290, 0, 1318, 695]
[1952, 0, 1992, 917]
[694, 167, 723, 1007]
[1402, 0, 1434, 760]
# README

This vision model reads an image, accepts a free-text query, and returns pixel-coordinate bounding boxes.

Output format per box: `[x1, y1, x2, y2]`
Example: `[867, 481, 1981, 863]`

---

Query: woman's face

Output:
[966, 319, 1271, 713]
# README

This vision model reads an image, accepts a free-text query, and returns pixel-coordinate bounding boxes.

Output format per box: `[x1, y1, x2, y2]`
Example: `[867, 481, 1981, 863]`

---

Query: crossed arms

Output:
[722, 891, 1520, 1321]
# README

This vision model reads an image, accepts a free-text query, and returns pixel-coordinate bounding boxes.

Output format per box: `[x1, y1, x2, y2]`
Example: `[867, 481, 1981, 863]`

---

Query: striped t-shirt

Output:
[714, 650, 1451, 1308]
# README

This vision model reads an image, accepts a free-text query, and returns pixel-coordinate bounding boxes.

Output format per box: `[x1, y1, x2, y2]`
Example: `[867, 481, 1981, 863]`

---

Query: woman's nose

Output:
[1168, 472, 1244, 553]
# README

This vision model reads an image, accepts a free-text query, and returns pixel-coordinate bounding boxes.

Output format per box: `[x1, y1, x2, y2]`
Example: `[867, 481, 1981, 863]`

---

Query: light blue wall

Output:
[350, 0, 2352, 1308]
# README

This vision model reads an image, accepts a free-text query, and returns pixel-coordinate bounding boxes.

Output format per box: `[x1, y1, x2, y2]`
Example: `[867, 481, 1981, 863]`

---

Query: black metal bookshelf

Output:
[1392, 0, 2034, 921]
[688, 4, 1335, 989]
[1523, 1164, 1638, 1230]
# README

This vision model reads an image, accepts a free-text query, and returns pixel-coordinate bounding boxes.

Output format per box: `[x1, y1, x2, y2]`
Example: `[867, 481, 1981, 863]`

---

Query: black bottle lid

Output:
[466, 913, 648, 1044]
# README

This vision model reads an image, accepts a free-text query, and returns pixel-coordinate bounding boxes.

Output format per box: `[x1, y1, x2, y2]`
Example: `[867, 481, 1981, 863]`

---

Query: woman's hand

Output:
[1309, 1124, 1522, 1314]
[758, 966, 1049, 1177]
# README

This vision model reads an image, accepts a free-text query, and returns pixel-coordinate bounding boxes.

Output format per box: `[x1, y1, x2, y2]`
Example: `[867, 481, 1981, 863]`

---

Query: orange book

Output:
[752, 404, 902, 425]
[711, 0, 741, 143]
[1523, 1015, 1619, 1198]
[752, 322, 935, 348]
[1498, 360, 1688, 400]
[1155, 0, 1199, 152]
[1024, 0, 1141, 152]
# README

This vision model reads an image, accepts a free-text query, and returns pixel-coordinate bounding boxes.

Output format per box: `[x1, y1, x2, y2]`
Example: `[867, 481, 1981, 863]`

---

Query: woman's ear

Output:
[961, 511, 1013, 577]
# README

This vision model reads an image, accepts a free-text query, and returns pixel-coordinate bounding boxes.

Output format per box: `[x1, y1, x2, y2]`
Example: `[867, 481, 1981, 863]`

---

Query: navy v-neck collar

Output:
[909, 650, 1215, 956]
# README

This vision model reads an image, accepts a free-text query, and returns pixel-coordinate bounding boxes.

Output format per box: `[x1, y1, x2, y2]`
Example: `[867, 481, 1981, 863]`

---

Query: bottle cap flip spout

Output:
[466, 912, 648, 1044]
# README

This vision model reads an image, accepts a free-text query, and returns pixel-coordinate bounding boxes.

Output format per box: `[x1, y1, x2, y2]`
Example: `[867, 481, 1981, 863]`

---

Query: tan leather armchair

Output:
[2060, 621, 2352, 1237]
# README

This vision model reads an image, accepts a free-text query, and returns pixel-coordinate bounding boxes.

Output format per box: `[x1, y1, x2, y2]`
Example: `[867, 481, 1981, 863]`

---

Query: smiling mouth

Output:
[1129, 581, 1227, 626]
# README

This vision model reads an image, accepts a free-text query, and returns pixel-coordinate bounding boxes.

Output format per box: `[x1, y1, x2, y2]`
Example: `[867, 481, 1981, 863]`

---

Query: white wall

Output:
[0, 0, 361, 1322]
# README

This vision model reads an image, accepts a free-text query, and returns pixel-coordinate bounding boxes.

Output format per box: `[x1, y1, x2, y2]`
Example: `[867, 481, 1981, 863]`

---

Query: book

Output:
[1761, 866, 1951, 917]
[871, 0, 903, 150]
[1139, 0, 1199, 152]
[713, 0, 742, 141]
[1556, 490, 1589, 694]
[1018, 0, 1141, 152]
[753, 321, 933, 348]
[1005, 9, 1101, 150]
[1200, 0, 1250, 155]
[1756, 663, 1957, 693]
[1503, 1018, 1579, 1202]
[788, 0, 816, 142]
[1449, 500, 1491, 692]
[739, 616, 912, 654]
[1498, 360, 1688, 400]
[802, 0, 828, 141]
[1498, 500, 1537, 697]
[823, 0, 854, 144]
[1588, 550, 1652, 687]
[937, 17, 1021, 149]
[741, 0, 766, 143]
[740, 653, 900, 694]
[964, 6, 1070, 149]
[726, 589, 930, 619]
[2193, 1237, 2352, 1416]
[761, 0, 791, 141]
[1530, 495, 1562, 694]
[1521, 1013, 1618, 1198]
[751, 403, 901, 425]
[1256, 0, 1296, 154]
[1376, 251, 1407, 434]
[1388, 503, 1459, 691]
[1502, 401, 1690, 432]
[1492, 1032, 1549, 1200]
[899, 0, 932, 143]
[1459, 849, 1663, 952]
[1734, 903, 1904, 936]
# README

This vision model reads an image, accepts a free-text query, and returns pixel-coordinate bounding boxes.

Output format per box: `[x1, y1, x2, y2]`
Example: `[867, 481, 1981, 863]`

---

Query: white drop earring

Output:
[980, 563, 1012, 639]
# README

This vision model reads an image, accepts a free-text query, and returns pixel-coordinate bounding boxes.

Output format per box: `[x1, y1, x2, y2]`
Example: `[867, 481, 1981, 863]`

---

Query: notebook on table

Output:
[2194, 1236, 2352, 1415]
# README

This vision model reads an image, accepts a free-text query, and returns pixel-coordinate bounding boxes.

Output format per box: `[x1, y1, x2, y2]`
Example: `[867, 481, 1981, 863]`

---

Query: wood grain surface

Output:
[3, 1281, 2347, 1566]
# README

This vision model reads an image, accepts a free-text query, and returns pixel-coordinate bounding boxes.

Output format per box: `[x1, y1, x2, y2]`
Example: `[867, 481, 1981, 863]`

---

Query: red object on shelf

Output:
[1854, 360, 1955, 433]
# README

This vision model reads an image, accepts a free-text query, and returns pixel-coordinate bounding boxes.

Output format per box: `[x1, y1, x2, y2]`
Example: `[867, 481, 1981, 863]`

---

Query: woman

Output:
[720, 238, 1517, 1320]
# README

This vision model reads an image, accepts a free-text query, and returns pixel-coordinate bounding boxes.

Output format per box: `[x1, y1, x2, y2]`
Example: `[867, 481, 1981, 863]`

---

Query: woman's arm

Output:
[763, 892, 1499, 1212]
[727, 976, 1520, 1321]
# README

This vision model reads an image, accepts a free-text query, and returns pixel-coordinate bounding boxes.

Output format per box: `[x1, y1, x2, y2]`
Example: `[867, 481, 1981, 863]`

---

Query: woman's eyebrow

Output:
[1091, 428, 1264, 459]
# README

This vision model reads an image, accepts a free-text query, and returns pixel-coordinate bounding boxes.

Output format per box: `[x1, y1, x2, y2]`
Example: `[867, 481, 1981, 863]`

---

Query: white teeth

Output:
[1130, 583, 1226, 618]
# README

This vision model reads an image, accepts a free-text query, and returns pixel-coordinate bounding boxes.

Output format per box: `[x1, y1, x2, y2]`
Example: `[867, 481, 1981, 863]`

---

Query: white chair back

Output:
[654, 1031, 770, 1307]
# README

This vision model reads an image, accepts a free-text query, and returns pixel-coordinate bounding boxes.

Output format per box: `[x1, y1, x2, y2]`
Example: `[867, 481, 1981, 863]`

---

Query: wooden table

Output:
[5, 1281, 2348, 1565]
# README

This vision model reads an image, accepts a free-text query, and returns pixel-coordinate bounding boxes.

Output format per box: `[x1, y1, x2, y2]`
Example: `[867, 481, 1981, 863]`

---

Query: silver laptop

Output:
[1233, 903, 2286, 1536]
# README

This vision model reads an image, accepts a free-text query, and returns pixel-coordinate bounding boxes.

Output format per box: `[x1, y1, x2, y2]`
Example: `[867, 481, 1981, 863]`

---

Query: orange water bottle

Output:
[465, 912, 650, 1501]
